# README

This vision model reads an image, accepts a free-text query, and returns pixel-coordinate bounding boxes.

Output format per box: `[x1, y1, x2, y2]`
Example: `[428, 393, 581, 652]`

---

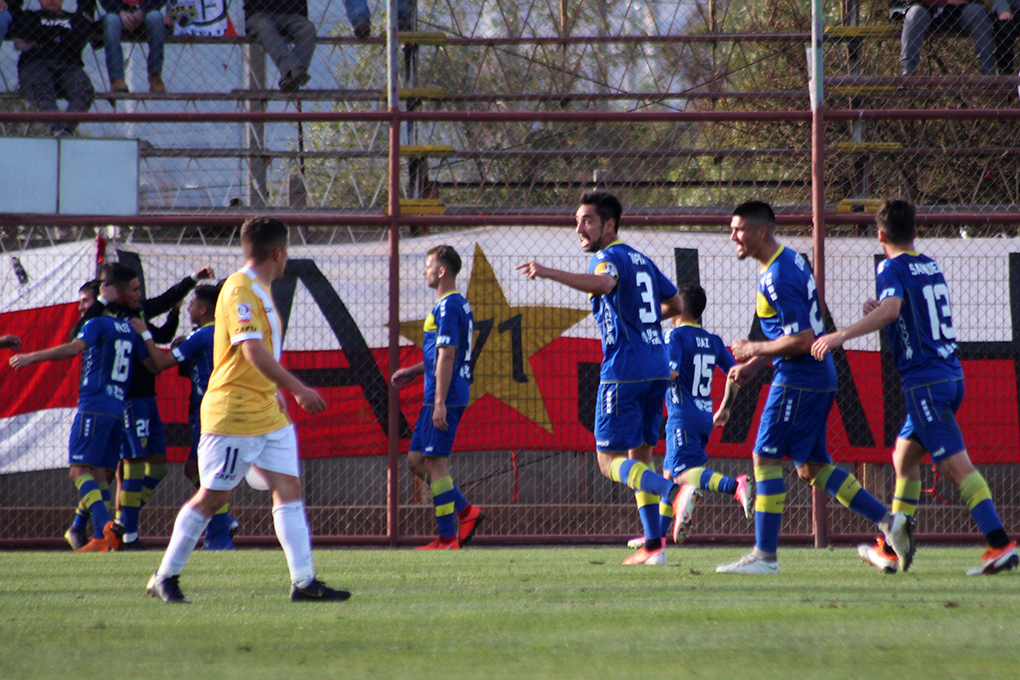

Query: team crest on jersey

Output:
[237, 303, 252, 322]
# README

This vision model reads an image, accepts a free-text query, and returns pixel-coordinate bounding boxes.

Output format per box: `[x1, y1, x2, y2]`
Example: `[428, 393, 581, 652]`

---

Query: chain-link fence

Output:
[1, 0, 1018, 546]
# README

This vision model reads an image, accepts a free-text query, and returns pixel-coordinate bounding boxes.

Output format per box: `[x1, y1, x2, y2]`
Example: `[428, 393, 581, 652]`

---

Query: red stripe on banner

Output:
[3, 307, 1018, 465]
[1, 304, 84, 416]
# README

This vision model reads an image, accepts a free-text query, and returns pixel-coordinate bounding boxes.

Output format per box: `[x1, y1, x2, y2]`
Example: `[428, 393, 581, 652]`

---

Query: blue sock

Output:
[75, 475, 111, 539]
[812, 465, 887, 525]
[636, 492, 661, 544]
[611, 458, 676, 499]
[431, 476, 458, 538]
[452, 484, 468, 514]
[754, 466, 785, 555]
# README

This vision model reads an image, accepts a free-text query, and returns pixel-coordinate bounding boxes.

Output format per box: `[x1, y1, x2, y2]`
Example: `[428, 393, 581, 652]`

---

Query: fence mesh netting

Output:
[1, 0, 1018, 544]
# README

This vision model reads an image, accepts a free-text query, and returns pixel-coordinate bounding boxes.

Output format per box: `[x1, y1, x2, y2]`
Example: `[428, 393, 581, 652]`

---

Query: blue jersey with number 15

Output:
[876, 252, 963, 390]
[666, 324, 736, 436]
[76, 316, 149, 416]
[589, 241, 678, 383]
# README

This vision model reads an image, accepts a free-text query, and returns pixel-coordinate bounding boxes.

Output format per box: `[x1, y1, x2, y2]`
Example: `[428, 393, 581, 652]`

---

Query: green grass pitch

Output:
[1, 546, 1018, 680]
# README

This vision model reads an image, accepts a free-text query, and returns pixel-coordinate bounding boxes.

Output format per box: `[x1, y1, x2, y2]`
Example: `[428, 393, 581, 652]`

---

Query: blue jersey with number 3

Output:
[757, 246, 836, 390]
[589, 241, 678, 383]
[876, 252, 963, 389]
[76, 316, 149, 416]
[422, 291, 473, 408]
[665, 324, 736, 436]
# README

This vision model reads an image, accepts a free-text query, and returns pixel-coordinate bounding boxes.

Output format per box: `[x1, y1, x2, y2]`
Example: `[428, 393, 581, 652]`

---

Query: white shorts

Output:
[198, 424, 299, 491]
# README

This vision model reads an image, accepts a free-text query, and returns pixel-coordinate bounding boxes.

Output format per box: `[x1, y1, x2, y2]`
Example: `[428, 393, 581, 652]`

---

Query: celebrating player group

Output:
[7, 194, 1017, 606]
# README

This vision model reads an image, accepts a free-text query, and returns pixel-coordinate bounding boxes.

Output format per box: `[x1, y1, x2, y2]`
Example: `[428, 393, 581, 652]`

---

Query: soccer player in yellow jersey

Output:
[146, 217, 351, 603]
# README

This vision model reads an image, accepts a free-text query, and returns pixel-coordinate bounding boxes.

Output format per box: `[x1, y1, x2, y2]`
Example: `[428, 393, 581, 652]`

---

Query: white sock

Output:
[273, 500, 315, 587]
[156, 506, 209, 579]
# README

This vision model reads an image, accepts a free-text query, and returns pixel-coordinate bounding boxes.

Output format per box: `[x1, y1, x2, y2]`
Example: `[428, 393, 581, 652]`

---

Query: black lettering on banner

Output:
[498, 314, 528, 383]
[273, 259, 411, 438]
[470, 318, 494, 378]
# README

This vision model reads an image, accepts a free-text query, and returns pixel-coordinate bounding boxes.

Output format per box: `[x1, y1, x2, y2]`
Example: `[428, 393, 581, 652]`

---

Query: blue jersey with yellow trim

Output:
[588, 241, 678, 383]
[422, 291, 473, 407]
[665, 324, 736, 436]
[876, 252, 963, 390]
[757, 246, 836, 390]
[76, 316, 149, 416]
[171, 323, 215, 414]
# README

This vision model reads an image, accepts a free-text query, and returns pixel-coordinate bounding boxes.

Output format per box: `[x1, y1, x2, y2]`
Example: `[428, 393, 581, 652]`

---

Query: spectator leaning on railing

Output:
[0, 0, 23, 43]
[993, 0, 1020, 73]
[94, 0, 167, 93]
[8, 0, 95, 137]
[243, 0, 316, 92]
[895, 0, 997, 75]
[343, 0, 411, 39]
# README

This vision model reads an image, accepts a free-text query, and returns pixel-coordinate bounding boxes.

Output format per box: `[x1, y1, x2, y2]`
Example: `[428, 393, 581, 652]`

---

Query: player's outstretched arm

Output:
[811, 296, 902, 361]
[129, 317, 178, 374]
[515, 261, 616, 296]
[0, 334, 21, 350]
[661, 294, 683, 320]
[713, 376, 740, 428]
[9, 339, 86, 369]
[240, 339, 326, 414]
[731, 329, 815, 363]
[391, 362, 425, 389]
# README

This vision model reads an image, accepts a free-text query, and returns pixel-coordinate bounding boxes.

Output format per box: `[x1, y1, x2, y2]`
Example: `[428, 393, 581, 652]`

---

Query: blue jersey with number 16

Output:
[589, 241, 678, 383]
[76, 316, 149, 416]
[876, 252, 963, 390]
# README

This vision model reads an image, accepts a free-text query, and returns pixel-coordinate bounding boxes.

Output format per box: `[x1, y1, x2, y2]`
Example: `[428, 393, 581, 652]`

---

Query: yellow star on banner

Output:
[399, 244, 589, 433]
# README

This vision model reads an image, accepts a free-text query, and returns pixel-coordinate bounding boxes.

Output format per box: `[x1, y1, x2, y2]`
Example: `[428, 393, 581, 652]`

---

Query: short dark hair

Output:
[193, 284, 220, 311]
[79, 279, 100, 298]
[677, 283, 707, 322]
[580, 191, 623, 230]
[107, 263, 138, 287]
[427, 245, 462, 277]
[732, 201, 776, 230]
[875, 199, 916, 245]
[241, 217, 289, 262]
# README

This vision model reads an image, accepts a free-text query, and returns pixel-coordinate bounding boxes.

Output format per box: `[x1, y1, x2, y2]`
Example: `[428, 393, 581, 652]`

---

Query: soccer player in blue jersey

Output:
[812, 199, 1018, 575]
[659, 283, 753, 543]
[9, 305, 153, 552]
[132, 284, 238, 550]
[392, 245, 484, 550]
[719, 200, 910, 574]
[516, 191, 687, 566]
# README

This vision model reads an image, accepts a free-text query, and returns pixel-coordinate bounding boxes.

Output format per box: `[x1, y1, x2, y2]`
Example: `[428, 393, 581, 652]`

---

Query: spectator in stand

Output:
[97, 0, 167, 93]
[244, 0, 315, 92]
[898, 0, 996, 75]
[9, 0, 94, 137]
[344, 0, 411, 39]
[993, 0, 1020, 74]
[0, 0, 23, 43]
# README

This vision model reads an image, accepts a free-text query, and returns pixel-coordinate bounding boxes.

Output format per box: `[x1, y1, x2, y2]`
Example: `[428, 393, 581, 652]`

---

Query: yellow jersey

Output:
[200, 267, 289, 436]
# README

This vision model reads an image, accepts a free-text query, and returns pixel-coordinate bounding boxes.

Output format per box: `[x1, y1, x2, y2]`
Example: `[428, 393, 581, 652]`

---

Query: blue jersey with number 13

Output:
[876, 252, 963, 390]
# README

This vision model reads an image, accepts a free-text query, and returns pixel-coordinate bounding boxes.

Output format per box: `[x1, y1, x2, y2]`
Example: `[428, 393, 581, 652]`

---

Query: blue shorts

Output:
[594, 380, 667, 453]
[409, 405, 465, 458]
[663, 427, 710, 478]
[187, 411, 201, 461]
[121, 397, 167, 459]
[754, 384, 834, 466]
[68, 410, 123, 470]
[898, 379, 966, 463]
